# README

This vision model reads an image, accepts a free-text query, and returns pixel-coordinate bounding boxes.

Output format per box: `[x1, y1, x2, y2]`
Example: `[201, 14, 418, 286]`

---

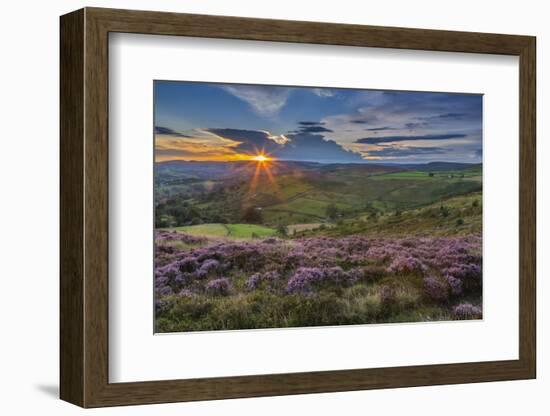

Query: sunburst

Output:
[251, 154, 271, 162]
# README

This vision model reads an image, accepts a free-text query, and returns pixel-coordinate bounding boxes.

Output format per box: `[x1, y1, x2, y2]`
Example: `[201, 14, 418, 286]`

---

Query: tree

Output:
[277, 224, 288, 237]
[242, 206, 263, 224]
[326, 203, 338, 220]
[428, 172, 434, 177]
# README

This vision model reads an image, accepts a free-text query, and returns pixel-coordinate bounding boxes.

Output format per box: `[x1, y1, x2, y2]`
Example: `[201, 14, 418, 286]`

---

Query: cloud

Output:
[321, 92, 482, 156]
[206, 128, 283, 154]
[298, 121, 325, 126]
[292, 121, 334, 134]
[297, 125, 334, 133]
[355, 133, 467, 145]
[365, 126, 395, 131]
[404, 122, 428, 130]
[221, 85, 292, 116]
[436, 112, 466, 120]
[207, 128, 363, 163]
[280, 133, 363, 163]
[155, 135, 242, 162]
[311, 88, 335, 97]
[154, 126, 192, 137]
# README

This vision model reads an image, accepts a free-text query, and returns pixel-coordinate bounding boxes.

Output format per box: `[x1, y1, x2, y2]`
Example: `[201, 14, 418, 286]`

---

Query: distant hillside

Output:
[155, 160, 482, 231]
[414, 162, 482, 172]
[302, 192, 482, 238]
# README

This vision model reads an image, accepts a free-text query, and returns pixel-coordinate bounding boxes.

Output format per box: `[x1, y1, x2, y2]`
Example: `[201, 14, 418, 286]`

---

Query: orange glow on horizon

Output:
[251, 154, 271, 162]
[155, 152, 277, 163]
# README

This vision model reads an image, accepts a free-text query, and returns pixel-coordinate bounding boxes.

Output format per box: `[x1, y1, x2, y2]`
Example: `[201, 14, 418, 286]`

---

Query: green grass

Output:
[172, 223, 277, 239]
[157, 163, 483, 231]
[225, 223, 277, 238]
[173, 224, 229, 237]
[378, 169, 481, 181]
[304, 192, 482, 238]
[155, 276, 470, 333]
[266, 198, 349, 218]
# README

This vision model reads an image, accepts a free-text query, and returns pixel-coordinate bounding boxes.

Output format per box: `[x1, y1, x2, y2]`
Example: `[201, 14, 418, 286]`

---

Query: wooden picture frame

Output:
[60, 7, 536, 408]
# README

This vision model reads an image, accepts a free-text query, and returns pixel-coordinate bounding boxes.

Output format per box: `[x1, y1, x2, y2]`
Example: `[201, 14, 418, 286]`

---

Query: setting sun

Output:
[251, 154, 270, 162]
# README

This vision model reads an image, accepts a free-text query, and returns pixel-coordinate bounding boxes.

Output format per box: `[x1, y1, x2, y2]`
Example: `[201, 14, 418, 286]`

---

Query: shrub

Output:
[177, 256, 198, 273]
[446, 275, 463, 296]
[245, 271, 280, 291]
[286, 267, 325, 294]
[387, 256, 425, 275]
[206, 278, 231, 296]
[453, 303, 482, 319]
[196, 259, 219, 278]
[380, 285, 397, 305]
[178, 289, 194, 297]
[423, 276, 449, 303]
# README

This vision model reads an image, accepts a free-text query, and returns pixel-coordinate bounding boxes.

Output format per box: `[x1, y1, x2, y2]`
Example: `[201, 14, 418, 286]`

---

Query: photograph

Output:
[153, 81, 483, 333]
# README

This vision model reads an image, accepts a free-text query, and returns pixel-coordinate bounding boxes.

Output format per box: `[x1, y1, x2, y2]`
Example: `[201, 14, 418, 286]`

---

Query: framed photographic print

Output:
[60, 7, 536, 407]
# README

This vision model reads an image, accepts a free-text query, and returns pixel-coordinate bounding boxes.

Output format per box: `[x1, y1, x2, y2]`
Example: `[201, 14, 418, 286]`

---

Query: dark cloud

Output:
[294, 121, 333, 134]
[438, 112, 466, 119]
[280, 133, 363, 163]
[298, 121, 325, 126]
[207, 128, 281, 153]
[365, 126, 395, 131]
[355, 133, 467, 145]
[297, 125, 334, 133]
[415, 113, 467, 122]
[350, 120, 369, 124]
[364, 145, 446, 158]
[405, 122, 428, 130]
[208, 128, 363, 163]
[155, 126, 192, 138]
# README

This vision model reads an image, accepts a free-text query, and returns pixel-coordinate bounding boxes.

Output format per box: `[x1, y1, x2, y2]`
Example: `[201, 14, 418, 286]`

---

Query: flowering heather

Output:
[453, 303, 482, 319]
[154, 231, 482, 330]
[446, 275, 463, 296]
[196, 259, 220, 279]
[286, 266, 359, 293]
[246, 271, 280, 291]
[387, 255, 426, 275]
[423, 276, 449, 303]
[178, 289, 194, 297]
[286, 267, 326, 293]
[156, 230, 207, 245]
[157, 285, 173, 297]
[206, 278, 231, 296]
[177, 256, 198, 273]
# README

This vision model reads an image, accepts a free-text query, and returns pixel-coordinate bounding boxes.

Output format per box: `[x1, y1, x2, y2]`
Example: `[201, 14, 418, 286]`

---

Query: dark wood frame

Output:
[60, 7, 536, 408]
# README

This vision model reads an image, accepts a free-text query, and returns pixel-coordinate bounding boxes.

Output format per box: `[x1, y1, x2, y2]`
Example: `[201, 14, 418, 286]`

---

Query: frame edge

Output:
[60, 7, 537, 407]
[60, 8, 86, 408]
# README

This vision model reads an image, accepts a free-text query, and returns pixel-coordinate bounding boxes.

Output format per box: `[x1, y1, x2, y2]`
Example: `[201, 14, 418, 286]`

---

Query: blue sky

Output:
[154, 81, 482, 164]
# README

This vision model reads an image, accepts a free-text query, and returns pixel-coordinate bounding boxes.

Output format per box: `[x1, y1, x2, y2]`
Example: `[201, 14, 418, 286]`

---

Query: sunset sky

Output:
[154, 81, 482, 164]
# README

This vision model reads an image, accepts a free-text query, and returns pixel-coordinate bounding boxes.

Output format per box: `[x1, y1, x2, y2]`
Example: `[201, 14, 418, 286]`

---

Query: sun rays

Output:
[243, 150, 283, 201]
[251, 154, 270, 162]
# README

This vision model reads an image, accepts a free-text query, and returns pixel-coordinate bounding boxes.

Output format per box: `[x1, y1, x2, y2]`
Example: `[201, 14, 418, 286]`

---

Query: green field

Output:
[173, 223, 277, 239]
[302, 192, 482, 238]
[155, 161, 482, 236]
